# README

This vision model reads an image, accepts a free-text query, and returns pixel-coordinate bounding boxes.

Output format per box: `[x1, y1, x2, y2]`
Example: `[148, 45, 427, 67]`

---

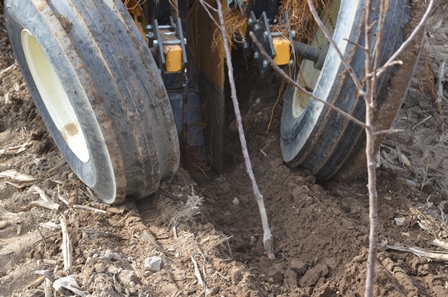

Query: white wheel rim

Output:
[21, 29, 90, 163]
[292, 0, 341, 118]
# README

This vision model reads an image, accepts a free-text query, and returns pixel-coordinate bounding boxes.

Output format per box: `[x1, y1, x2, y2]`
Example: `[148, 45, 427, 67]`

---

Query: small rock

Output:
[144, 256, 162, 272]
[394, 217, 406, 226]
[101, 249, 124, 262]
[250, 235, 256, 245]
[403, 179, 418, 188]
[232, 197, 240, 205]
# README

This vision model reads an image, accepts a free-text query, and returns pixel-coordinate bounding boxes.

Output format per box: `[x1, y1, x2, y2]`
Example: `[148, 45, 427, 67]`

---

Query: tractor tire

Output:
[5, 0, 180, 204]
[281, 0, 421, 180]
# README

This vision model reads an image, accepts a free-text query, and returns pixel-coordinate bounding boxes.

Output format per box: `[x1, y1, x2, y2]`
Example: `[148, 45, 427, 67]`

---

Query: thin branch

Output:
[250, 32, 368, 130]
[200, 0, 275, 259]
[363, 0, 379, 294]
[199, 1, 220, 29]
[374, 129, 404, 136]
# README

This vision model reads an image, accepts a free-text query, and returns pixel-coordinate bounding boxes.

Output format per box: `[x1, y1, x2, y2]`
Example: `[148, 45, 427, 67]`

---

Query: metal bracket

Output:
[146, 17, 188, 73]
[245, 11, 275, 77]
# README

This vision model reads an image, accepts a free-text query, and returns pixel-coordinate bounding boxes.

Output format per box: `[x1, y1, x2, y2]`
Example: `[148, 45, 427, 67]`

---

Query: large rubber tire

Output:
[5, 0, 180, 204]
[281, 0, 417, 180]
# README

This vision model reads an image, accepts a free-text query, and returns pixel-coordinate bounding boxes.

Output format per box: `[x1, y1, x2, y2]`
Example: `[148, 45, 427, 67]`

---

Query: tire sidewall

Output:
[281, 0, 366, 164]
[5, 0, 117, 202]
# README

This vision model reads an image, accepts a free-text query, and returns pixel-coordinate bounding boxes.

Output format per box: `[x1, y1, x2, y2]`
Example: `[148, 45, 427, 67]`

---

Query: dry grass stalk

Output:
[73, 204, 106, 214]
[386, 244, 448, 262]
[431, 238, 448, 251]
[30, 186, 59, 210]
[60, 215, 72, 274]
[436, 58, 447, 131]
[191, 253, 209, 294]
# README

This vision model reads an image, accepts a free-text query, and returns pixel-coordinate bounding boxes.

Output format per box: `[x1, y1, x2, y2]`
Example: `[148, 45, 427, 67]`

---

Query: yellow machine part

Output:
[165, 45, 183, 72]
[125, 1, 148, 41]
[273, 37, 290, 66]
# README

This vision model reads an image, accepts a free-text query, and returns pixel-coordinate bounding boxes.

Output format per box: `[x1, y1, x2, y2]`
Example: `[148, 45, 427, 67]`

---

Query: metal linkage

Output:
[146, 17, 187, 73]
[245, 11, 276, 77]
[146, 17, 204, 149]
[245, 10, 329, 75]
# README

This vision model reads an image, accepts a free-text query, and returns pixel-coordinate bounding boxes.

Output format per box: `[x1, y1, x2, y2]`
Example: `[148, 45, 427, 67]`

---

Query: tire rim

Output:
[21, 29, 90, 163]
[292, 0, 341, 118]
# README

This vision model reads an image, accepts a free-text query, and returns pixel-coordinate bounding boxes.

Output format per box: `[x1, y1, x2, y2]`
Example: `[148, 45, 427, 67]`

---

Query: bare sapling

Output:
[253, 0, 435, 295]
[199, 0, 275, 259]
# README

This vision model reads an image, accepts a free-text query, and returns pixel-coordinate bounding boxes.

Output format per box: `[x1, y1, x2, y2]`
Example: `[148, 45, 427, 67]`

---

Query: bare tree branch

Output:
[199, 0, 275, 259]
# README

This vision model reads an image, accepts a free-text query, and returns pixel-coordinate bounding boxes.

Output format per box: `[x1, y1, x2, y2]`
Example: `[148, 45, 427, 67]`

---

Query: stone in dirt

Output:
[144, 256, 162, 272]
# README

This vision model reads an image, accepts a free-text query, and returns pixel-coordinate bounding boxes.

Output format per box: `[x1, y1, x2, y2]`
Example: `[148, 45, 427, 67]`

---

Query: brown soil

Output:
[1, 2, 448, 297]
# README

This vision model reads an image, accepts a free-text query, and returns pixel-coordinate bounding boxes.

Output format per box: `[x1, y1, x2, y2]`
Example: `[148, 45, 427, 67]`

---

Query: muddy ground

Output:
[1, 2, 448, 297]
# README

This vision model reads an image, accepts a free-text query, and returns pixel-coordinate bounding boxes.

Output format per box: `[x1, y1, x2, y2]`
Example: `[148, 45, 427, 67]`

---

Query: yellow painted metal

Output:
[273, 37, 290, 66]
[165, 45, 183, 72]
[125, 1, 148, 41]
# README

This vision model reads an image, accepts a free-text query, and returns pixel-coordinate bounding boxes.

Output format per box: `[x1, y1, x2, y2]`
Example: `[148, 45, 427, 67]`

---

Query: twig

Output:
[385, 244, 448, 262]
[60, 215, 72, 274]
[436, 58, 447, 131]
[411, 115, 432, 130]
[143, 230, 164, 251]
[191, 254, 208, 291]
[57, 185, 69, 206]
[266, 79, 284, 133]
[363, 0, 379, 294]
[45, 279, 52, 297]
[374, 129, 405, 136]
[431, 239, 448, 251]
[0, 63, 16, 77]
[200, 0, 275, 259]
[73, 204, 106, 214]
